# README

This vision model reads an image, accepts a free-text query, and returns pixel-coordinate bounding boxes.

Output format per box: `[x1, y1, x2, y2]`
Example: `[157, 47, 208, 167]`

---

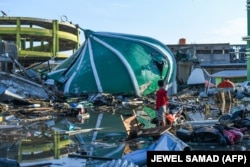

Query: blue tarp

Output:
[121, 132, 191, 166]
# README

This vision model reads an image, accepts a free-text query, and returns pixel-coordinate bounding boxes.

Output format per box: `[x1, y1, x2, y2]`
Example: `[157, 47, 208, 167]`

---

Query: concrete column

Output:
[16, 18, 21, 52]
[52, 20, 59, 58]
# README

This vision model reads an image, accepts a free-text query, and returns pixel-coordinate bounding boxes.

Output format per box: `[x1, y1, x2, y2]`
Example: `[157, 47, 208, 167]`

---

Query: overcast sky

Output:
[1, 0, 247, 45]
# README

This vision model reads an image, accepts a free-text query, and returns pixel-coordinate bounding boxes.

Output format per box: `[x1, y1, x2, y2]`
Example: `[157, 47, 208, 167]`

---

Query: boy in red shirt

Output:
[155, 80, 168, 126]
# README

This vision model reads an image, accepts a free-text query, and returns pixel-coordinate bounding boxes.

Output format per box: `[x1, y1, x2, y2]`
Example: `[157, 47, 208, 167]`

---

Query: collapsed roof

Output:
[48, 30, 176, 97]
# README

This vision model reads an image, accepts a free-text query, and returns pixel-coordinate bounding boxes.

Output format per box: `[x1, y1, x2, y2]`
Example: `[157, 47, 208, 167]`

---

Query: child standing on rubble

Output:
[155, 79, 168, 126]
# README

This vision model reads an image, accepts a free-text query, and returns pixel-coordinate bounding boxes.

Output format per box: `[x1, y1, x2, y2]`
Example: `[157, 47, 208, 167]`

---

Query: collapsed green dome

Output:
[48, 30, 176, 97]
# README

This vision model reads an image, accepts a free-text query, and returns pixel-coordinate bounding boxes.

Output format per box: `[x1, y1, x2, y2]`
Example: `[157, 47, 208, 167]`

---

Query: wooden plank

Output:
[120, 114, 140, 136]
[64, 128, 103, 136]
[141, 126, 171, 137]
[121, 110, 171, 138]
[68, 154, 114, 160]
[0, 125, 23, 130]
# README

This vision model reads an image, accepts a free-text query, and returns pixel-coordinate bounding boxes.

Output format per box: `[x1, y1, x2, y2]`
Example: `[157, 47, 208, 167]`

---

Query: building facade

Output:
[0, 16, 81, 67]
[167, 40, 247, 85]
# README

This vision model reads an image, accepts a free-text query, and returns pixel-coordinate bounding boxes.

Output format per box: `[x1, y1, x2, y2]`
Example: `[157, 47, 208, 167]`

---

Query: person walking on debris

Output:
[217, 78, 235, 89]
[155, 79, 168, 126]
[217, 78, 235, 103]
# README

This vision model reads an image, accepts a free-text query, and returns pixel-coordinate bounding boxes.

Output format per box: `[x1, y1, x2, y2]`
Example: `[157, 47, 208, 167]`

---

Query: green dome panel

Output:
[48, 30, 176, 97]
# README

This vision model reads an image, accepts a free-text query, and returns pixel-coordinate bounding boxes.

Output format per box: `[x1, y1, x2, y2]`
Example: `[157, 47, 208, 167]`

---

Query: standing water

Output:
[1, 99, 250, 166]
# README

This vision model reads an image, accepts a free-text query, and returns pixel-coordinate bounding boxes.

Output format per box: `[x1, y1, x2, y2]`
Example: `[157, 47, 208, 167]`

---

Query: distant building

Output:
[167, 38, 247, 85]
[167, 39, 246, 65]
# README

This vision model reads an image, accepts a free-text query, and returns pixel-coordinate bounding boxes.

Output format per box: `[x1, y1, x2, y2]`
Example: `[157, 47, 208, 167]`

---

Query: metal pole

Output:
[246, 0, 250, 80]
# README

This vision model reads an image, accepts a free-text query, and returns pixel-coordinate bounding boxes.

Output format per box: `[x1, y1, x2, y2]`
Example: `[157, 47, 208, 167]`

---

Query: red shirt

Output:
[156, 88, 168, 110]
